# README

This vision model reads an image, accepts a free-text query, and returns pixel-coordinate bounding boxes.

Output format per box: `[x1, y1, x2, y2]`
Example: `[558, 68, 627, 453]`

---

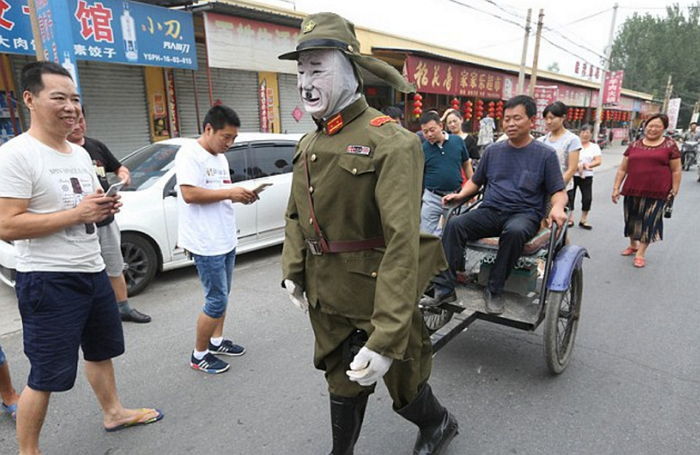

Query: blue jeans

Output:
[192, 249, 236, 318]
[0, 344, 6, 366]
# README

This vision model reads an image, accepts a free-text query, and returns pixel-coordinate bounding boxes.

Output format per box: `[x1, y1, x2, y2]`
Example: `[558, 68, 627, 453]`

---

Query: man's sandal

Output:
[104, 408, 164, 432]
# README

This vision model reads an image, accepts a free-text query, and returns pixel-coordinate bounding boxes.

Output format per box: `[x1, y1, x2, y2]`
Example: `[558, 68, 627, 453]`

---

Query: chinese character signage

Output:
[204, 13, 298, 74]
[0, 0, 35, 54]
[667, 98, 681, 131]
[533, 85, 559, 133]
[258, 72, 280, 133]
[603, 70, 624, 105]
[33, 0, 81, 89]
[405, 55, 506, 99]
[1, 1, 196, 70]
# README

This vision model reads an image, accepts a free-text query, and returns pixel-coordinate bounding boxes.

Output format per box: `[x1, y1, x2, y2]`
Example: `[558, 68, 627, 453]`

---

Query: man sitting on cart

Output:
[421, 95, 569, 314]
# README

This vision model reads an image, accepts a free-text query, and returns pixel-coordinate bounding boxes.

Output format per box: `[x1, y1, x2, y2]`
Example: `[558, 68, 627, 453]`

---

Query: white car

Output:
[0, 133, 301, 295]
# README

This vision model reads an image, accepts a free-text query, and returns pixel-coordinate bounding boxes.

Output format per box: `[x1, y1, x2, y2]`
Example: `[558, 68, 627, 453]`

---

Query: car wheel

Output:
[121, 233, 158, 296]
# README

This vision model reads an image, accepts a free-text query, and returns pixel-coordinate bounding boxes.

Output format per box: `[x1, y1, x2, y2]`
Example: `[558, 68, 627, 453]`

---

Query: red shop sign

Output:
[405, 55, 505, 98]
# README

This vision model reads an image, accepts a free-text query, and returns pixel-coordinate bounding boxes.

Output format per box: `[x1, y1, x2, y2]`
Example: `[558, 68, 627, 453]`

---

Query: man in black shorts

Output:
[421, 95, 569, 313]
[0, 62, 162, 454]
[68, 110, 151, 323]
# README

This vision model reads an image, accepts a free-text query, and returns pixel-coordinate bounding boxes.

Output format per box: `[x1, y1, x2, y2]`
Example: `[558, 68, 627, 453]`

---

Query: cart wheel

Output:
[422, 306, 454, 335]
[543, 267, 582, 374]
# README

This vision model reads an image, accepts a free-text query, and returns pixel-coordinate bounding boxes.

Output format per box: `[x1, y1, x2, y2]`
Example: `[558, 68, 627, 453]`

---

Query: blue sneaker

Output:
[208, 339, 246, 356]
[190, 352, 230, 374]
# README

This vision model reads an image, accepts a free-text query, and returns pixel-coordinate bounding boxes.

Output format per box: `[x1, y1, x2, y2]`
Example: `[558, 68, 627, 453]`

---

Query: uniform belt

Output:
[427, 187, 458, 197]
[306, 237, 385, 256]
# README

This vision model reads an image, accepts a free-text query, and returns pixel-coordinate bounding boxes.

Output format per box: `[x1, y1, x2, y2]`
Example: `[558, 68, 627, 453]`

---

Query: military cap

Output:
[279, 12, 415, 94]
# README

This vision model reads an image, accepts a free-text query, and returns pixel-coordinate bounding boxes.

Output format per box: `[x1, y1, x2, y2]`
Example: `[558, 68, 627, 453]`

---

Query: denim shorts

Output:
[192, 249, 236, 318]
[15, 271, 125, 392]
[0, 344, 5, 366]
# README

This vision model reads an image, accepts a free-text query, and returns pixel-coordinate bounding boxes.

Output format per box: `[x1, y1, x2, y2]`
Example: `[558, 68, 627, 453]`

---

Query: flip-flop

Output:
[620, 247, 638, 256]
[104, 408, 164, 432]
[633, 257, 646, 268]
[567, 220, 574, 227]
[1, 402, 17, 421]
[578, 222, 593, 230]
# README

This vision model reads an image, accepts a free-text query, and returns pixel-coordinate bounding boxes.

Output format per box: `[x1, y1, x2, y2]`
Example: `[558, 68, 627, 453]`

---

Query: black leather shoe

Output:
[483, 288, 505, 315]
[419, 290, 457, 308]
[120, 308, 152, 323]
[396, 383, 459, 455]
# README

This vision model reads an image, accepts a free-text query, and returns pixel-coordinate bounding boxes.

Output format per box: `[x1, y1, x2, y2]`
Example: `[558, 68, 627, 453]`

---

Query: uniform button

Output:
[370, 272, 377, 278]
[352, 168, 358, 175]
[310, 153, 317, 162]
[309, 186, 314, 193]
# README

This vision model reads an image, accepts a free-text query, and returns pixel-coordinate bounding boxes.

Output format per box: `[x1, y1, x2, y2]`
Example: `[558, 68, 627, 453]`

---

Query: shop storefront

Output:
[0, 0, 198, 158]
[199, 11, 315, 134]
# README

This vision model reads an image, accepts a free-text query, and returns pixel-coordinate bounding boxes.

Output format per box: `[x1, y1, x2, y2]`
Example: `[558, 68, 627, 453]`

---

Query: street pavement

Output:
[0, 144, 698, 454]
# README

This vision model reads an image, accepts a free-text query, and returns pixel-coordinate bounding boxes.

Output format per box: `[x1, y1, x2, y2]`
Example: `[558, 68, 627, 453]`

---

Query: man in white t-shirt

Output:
[0, 62, 162, 454]
[175, 105, 258, 374]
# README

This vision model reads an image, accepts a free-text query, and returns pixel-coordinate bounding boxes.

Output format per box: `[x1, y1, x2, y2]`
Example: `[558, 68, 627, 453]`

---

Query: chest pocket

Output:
[337, 153, 375, 176]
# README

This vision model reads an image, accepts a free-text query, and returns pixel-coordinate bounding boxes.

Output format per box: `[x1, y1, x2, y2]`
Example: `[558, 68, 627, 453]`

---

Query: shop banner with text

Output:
[667, 98, 681, 131]
[405, 55, 511, 99]
[533, 85, 558, 133]
[603, 70, 624, 105]
[32, 0, 81, 89]
[204, 13, 298, 74]
[1, 0, 196, 69]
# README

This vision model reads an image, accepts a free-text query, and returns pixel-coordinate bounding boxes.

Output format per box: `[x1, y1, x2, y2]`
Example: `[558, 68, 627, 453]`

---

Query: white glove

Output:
[346, 347, 393, 386]
[283, 279, 308, 313]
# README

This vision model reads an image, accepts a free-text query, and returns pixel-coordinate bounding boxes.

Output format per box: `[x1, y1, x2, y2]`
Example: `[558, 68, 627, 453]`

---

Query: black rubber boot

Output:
[396, 383, 459, 455]
[328, 393, 369, 455]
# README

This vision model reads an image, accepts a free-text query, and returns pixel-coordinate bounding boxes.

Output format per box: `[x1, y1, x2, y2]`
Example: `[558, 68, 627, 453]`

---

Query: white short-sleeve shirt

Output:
[0, 133, 104, 272]
[175, 140, 237, 256]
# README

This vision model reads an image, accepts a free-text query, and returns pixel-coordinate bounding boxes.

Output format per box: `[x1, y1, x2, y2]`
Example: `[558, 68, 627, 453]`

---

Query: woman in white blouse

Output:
[568, 124, 602, 229]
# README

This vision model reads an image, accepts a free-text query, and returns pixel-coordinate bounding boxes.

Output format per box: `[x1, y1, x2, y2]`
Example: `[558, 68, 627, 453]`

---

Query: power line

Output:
[563, 8, 612, 25]
[475, 0, 526, 20]
[446, 0, 524, 29]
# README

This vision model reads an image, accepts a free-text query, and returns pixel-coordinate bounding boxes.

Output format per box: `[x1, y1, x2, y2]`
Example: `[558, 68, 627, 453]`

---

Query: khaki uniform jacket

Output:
[282, 97, 445, 360]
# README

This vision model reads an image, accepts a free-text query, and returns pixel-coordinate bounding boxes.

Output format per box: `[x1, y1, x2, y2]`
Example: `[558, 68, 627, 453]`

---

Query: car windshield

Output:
[120, 143, 181, 191]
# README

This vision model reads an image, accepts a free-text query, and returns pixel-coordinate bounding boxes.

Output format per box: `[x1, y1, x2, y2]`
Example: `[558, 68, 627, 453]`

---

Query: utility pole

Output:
[517, 8, 532, 95]
[528, 9, 544, 97]
[593, 3, 618, 140]
[661, 75, 673, 114]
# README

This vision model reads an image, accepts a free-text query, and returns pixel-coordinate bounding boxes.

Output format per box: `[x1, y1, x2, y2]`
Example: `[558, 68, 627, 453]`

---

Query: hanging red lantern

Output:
[463, 101, 473, 119]
[451, 97, 460, 110]
[412, 93, 423, 119]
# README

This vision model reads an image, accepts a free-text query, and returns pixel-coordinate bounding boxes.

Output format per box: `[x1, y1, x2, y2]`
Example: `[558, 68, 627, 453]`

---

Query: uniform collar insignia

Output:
[321, 97, 369, 136]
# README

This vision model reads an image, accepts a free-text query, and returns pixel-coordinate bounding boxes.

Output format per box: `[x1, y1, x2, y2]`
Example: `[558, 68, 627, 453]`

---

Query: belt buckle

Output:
[306, 239, 323, 256]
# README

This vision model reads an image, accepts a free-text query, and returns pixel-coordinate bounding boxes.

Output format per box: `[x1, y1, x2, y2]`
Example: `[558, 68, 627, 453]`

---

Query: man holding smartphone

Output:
[68, 110, 151, 323]
[176, 105, 258, 374]
[0, 62, 162, 455]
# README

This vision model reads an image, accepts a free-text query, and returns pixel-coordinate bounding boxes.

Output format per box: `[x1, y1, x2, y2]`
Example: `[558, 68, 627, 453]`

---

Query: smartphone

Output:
[104, 180, 126, 197]
[69, 177, 94, 234]
[253, 183, 273, 195]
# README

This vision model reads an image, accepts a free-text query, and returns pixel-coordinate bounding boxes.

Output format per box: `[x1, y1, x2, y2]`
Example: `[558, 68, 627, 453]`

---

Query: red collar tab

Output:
[325, 113, 344, 135]
[370, 115, 393, 127]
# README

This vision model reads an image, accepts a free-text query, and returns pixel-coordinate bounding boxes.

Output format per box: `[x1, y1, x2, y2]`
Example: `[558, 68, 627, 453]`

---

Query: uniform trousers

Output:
[308, 304, 432, 409]
[433, 207, 540, 294]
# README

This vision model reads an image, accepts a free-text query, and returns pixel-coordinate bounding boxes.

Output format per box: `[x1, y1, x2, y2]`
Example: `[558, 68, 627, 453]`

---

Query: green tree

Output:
[610, 4, 700, 124]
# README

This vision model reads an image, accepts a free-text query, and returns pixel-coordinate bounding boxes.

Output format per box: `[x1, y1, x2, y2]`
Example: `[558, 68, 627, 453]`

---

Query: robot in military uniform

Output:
[279, 13, 459, 455]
